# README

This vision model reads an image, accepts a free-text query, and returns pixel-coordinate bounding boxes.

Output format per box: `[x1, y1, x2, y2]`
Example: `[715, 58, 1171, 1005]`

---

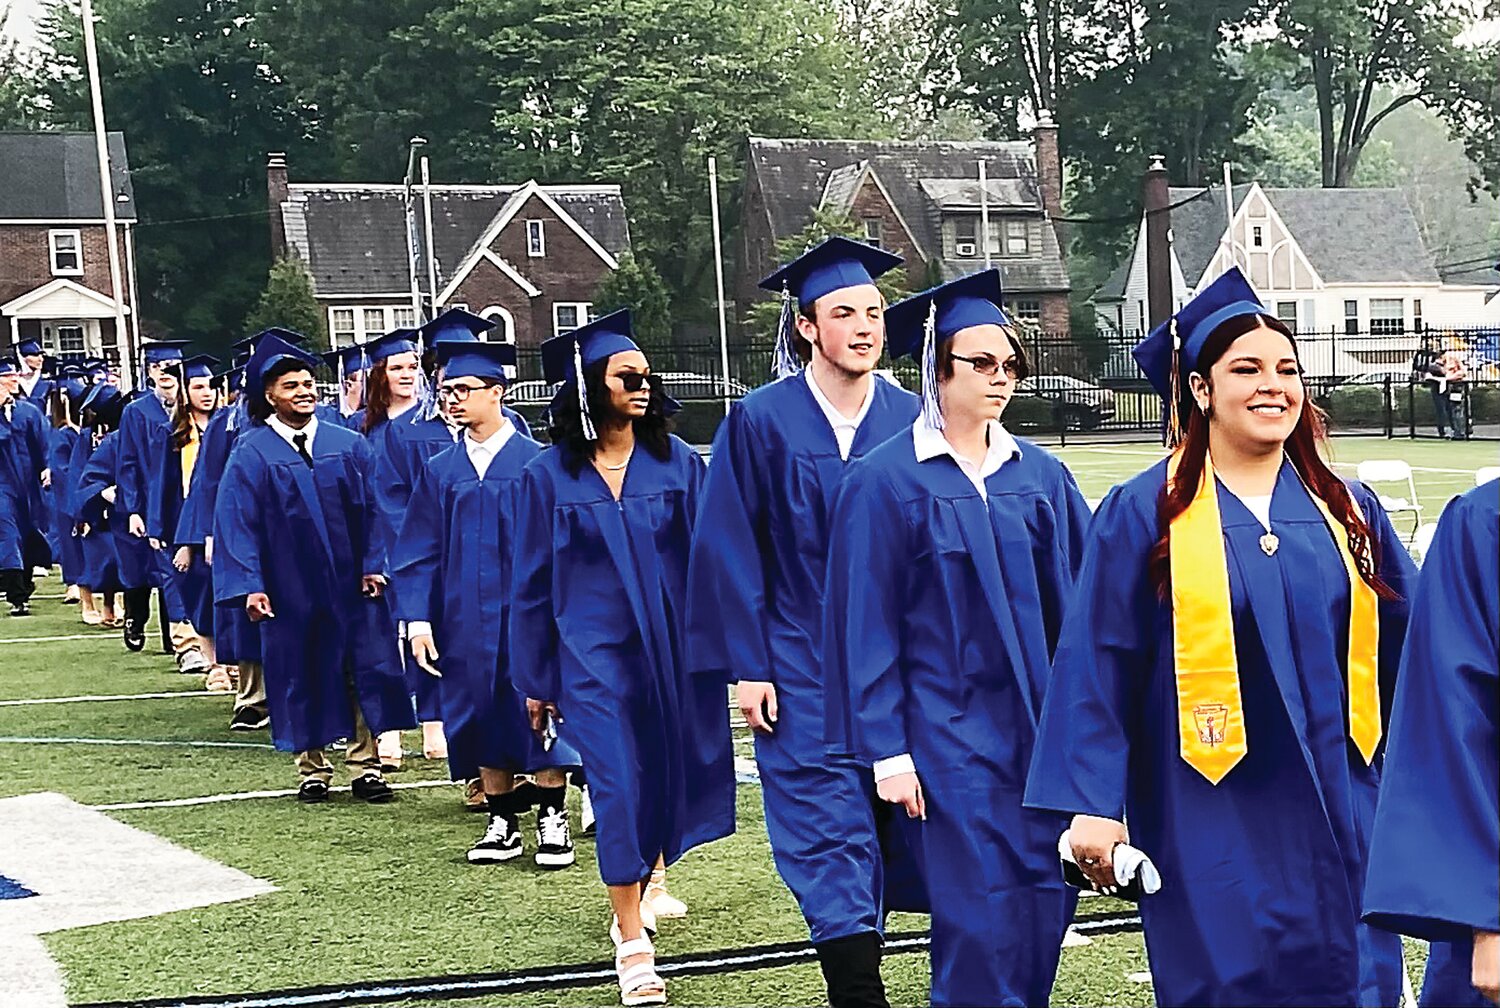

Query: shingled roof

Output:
[281, 183, 629, 297]
[0, 131, 137, 221]
[748, 137, 1069, 292]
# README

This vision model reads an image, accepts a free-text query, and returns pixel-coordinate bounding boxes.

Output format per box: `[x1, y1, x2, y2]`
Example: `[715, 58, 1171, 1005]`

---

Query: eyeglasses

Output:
[438, 381, 497, 402]
[612, 372, 659, 393]
[949, 353, 1021, 379]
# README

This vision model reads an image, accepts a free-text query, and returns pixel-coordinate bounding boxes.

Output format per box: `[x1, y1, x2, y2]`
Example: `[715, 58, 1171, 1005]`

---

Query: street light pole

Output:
[403, 137, 427, 326]
[79, 0, 130, 385]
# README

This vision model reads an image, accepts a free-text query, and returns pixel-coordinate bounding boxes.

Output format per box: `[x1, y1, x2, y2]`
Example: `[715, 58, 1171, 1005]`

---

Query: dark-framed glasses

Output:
[613, 371, 660, 393]
[438, 381, 496, 402]
[950, 353, 1020, 379]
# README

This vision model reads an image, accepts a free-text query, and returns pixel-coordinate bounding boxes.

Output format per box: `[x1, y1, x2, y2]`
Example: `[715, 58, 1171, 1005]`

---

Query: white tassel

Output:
[771, 283, 800, 379]
[920, 300, 943, 431]
[574, 339, 597, 441]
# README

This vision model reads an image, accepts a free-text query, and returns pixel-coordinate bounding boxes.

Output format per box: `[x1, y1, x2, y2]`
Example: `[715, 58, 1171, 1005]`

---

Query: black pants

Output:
[0, 568, 34, 606]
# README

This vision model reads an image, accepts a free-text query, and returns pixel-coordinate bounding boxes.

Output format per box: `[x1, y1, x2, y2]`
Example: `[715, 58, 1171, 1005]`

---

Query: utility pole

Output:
[1143, 154, 1173, 332]
[403, 137, 427, 325]
[80, 0, 130, 385]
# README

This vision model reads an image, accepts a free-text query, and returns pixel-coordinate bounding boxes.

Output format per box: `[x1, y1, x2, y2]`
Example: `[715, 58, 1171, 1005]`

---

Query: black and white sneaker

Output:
[351, 772, 395, 804]
[468, 813, 524, 864]
[580, 785, 597, 836]
[534, 805, 575, 869]
[8, 602, 31, 617]
[228, 706, 270, 732]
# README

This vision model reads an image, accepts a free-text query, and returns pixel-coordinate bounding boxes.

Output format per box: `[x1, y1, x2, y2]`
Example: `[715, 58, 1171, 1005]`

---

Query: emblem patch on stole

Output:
[1193, 703, 1230, 746]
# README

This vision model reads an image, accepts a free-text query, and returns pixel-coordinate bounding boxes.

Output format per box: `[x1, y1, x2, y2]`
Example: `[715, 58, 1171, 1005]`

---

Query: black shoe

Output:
[122, 615, 146, 651]
[297, 779, 330, 804]
[228, 706, 269, 732]
[534, 805, 576, 869]
[8, 602, 30, 617]
[467, 813, 523, 863]
[815, 931, 889, 1008]
[122, 588, 148, 650]
[351, 772, 395, 804]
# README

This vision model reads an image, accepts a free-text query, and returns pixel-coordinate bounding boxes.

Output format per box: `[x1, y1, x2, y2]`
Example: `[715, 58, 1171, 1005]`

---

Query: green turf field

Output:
[4, 435, 1484, 1006]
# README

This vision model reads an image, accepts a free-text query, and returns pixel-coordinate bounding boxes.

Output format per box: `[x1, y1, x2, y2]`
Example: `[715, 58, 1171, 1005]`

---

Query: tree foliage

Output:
[245, 255, 328, 351]
[592, 252, 672, 348]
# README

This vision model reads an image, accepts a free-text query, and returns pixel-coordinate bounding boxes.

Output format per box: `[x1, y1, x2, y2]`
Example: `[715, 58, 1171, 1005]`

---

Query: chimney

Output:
[1032, 109, 1065, 258]
[267, 151, 289, 260]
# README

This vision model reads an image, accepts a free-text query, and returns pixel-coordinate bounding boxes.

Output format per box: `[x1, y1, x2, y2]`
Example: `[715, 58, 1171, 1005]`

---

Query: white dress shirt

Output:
[18, 371, 40, 398]
[805, 369, 874, 461]
[266, 413, 319, 453]
[464, 419, 516, 480]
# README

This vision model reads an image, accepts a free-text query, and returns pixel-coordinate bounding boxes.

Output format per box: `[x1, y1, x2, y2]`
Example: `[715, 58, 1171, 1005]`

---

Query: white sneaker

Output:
[643, 870, 687, 919]
[178, 649, 212, 675]
[580, 784, 596, 836]
[535, 805, 575, 868]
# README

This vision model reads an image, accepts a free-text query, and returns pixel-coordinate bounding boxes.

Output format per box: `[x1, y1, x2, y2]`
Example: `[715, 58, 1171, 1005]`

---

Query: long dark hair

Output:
[169, 373, 217, 451]
[46, 385, 77, 429]
[1148, 312, 1396, 600]
[547, 356, 674, 477]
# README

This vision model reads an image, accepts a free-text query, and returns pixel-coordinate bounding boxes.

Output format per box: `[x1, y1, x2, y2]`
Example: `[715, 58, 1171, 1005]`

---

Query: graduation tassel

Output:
[770, 283, 800, 380]
[1166, 318, 1184, 449]
[574, 339, 598, 442]
[919, 299, 944, 431]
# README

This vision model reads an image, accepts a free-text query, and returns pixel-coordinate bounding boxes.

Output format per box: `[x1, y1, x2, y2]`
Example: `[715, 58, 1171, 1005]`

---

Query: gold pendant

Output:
[1259, 532, 1279, 557]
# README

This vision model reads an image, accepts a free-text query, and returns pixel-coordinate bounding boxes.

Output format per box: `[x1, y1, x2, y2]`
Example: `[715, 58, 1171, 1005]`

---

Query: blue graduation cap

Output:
[141, 339, 190, 365]
[364, 328, 420, 365]
[61, 376, 89, 409]
[321, 345, 367, 376]
[17, 339, 42, 357]
[220, 365, 245, 395]
[757, 236, 904, 379]
[82, 380, 123, 414]
[232, 328, 306, 354]
[245, 333, 320, 405]
[438, 340, 517, 383]
[421, 308, 495, 345]
[0, 359, 17, 375]
[181, 354, 218, 381]
[885, 269, 1011, 429]
[539, 310, 644, 440]
[1132, 266, 1268, 443]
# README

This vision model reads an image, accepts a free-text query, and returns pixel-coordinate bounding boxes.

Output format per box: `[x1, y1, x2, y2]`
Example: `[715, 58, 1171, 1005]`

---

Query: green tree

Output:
[244, 255, 328, 351]
[592, 252, 672, 349]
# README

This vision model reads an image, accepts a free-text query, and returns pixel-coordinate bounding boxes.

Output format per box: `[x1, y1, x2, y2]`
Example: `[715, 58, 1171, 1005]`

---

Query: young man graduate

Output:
[1363, 480, 1499, 1008]
[684, 236, 920, 1008]
[17, 340, 52, 405]
[212, 334, 415, 802]
[823, 270, 1091, 1007]
[0, 358, 51, 615]
[393, 338, 580, 867]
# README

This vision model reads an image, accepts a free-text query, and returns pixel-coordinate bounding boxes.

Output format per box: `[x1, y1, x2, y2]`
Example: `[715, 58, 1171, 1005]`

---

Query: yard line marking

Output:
[1328, 461, 1478, 475]
[0, 631, 121, 644]
[0, 736, 275, 750]
[0, 690, 220, 707]
[75, 915, 1144, 1008]
[94, 779, 459, 811]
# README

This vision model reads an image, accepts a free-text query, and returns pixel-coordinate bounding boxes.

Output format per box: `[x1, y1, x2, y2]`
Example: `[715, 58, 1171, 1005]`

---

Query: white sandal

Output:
[615, 936, 667, 1006]
[609, 901, 658, 946]
[643, 870, 687, 919]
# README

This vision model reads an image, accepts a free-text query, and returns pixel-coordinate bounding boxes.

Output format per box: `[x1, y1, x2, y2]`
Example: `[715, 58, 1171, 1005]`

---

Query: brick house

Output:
[268, 154, 630, 350]
[738, 122, 1070, 332]
[0, 131, 140, 363]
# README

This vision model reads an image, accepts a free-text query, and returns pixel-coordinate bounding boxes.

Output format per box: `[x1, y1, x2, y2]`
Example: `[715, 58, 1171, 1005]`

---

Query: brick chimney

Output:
[1032, 110, 1065, 258]
[266, 152, 289, 259]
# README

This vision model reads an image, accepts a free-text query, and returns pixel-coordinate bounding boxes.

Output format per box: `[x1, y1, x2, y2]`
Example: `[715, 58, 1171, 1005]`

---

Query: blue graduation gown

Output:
[1024, 459, 1415, 1008]
[510, 437, 734, 886]
[47, 427, 84, 582]
[114, 394, 183, 619]
[177, 408, 256, 665]
[0, 398, 50, 572]
[1364, 482, 1499, 1008]
[392, 428, 580, 781]
[684, 374, 920, 942]
[825, 428, 1091, 1007]
[147, 417, 217, 635]
[213, 422, 415, 752]
[71, 429, 123, 592]
[24, 377, 54, 406]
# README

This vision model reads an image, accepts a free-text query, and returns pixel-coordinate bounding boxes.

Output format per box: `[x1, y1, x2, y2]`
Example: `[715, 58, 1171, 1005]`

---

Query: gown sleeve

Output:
[1023, 483, 1159, 822]
[211, 442, 266, 605]
[508, 461, 561, 701]
[1055, 462, 1093, 581]
[145, 441, 171, 541]
[391, 459, 443, 628]
[350, 434, 385, 578]
[75, 433, 119, 519]
[684, 404, 774, 684]
[115, 404, 150, 518]
[1362, 489, 1499, 941]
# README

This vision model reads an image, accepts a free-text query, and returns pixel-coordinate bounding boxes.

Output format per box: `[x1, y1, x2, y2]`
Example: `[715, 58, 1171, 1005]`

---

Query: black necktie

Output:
[292, 431, 314, 467]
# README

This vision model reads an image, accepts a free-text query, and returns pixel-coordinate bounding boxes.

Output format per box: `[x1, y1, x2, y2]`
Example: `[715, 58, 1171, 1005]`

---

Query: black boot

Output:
[814, 931, 889, 1008]
[122, 588, 150, 651]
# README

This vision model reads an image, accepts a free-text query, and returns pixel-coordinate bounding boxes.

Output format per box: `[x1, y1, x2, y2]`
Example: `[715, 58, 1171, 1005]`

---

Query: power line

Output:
[135, 208, 271, 229]
[1051, 187, 1212, 226]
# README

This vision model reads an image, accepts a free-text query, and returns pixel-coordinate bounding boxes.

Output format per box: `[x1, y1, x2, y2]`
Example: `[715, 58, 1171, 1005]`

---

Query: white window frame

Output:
[391, 306, 417, 329]
[1004, 219, 1029, 256]
[56, 323, 86, 354]
[526, 219, 546, 258]
[1343, 299, 1359, 335]
[1369, 297, 1404, 336]
[49, 229, 83, 276]
[862, 217, 883, 247]
[1275, 300, 1298, 330]
[329, 308, 356, 346]
[552, 301, 592, 338]
[1012, 298, 1042, 322]
[479, 305, 514, 343]
[953, 216, 978, 258]
[1251, 226, 1264, 248]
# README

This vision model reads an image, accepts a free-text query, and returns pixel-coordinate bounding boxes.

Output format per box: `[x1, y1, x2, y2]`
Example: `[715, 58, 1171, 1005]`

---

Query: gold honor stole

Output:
[1168, 452, 1380, 784]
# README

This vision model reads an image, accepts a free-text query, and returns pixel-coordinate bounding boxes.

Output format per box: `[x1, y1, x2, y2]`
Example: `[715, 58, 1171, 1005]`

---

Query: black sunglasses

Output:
[613, 372, 660, 393]
[950, 353, 1021, 379]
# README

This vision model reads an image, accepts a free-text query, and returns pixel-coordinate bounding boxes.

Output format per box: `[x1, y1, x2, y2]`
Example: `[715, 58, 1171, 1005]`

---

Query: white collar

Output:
[266, 412, 318, 447]
[912, 416, 1020, 471]
[464, 418, 514, 453]
[805, 367, 874, 432]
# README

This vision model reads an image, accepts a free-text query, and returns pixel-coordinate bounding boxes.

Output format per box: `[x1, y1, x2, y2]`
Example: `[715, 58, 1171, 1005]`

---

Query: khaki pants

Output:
[234, 660, 267, 715]
[294, 694, 380, 783]
[170, 619, 203, 659]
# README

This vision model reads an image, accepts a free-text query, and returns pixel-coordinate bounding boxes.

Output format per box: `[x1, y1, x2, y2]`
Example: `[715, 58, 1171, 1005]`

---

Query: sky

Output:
[1, 0, 44, 50]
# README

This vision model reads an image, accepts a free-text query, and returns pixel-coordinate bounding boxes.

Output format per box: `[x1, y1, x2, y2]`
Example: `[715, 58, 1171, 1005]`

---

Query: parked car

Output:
[1333, 366, 1418, 408]
[505, 371, 751, 407]
[1013, 374, 1116, 430]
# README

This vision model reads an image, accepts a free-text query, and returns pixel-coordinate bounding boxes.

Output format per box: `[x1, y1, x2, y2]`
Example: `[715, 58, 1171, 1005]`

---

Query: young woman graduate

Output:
[1363, 480, 1499, 1008]
[212, 333, 414, 802]
[824, 269, 1091, 1007]
[1023, 266, 1416, 1008]
[44, 371, 89, 614]
[510, 310, 734, 1007]
[0, 358, 51, 616]
[684, 236, 921, 1008]
[393, 338, 581, 868]
[147, 355, 224, 686]
[69, 381, 129, 628]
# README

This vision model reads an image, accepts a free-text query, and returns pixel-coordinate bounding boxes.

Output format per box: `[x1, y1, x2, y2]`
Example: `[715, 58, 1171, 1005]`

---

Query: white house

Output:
[1094, 183, 1499, 378]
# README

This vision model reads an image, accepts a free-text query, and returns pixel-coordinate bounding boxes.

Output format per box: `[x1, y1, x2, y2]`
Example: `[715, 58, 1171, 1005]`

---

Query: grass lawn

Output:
[4, 434, 1483, 1006]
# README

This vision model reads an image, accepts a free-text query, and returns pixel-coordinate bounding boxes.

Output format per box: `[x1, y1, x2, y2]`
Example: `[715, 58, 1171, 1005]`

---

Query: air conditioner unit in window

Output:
[956, 241, 977, 257]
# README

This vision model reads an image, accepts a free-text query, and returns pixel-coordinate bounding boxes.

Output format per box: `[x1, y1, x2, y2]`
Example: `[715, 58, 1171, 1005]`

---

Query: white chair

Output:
[1411, 522, 1439, 565]
[1355, 459, 1423, 540]
[1476, 466, 1500, 487]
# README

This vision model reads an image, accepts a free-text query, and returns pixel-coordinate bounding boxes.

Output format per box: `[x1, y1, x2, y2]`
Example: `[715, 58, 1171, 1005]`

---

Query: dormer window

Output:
[954, 217, 979, 258]
[1004, 219, 1029, 256]
[526, 219, 545, 257]
[49, 230, 83, 275]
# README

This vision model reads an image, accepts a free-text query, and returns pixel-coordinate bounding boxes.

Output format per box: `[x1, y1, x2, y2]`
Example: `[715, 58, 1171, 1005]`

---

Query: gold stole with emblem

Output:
[1167, 451, 1381, 784]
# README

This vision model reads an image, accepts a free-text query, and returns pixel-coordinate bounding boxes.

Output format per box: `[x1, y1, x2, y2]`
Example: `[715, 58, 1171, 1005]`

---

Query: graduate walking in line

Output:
[1024, 267, 1416, 1007]
[212, 334, 414, 802]
[71, 382, 129, 629]
[44, 371, 89, 615]
[1363, 480, 1499, 1008]
[824, 270, 1091, 1007]
[510, 311, 734, 1007]
[0, 357, 51, 616]
[394, 338, 580, 867]
[685, 237, 919, 1008]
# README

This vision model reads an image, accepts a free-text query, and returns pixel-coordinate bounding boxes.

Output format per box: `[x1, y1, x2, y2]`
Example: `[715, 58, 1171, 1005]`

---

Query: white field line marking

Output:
[94, 778, 459, 811]
[0, 690, 219, 707]
[0, 736, 274, 750]
[0, 632, 120, 644]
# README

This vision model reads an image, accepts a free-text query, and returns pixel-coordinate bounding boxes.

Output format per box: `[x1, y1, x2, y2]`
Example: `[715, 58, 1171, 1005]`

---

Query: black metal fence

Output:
[505, 326, 1500, 446]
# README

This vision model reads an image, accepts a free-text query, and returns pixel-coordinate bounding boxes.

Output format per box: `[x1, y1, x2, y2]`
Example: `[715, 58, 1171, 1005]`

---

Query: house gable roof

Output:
[818, 161, 930, 263]
[0, 131, 137, 221]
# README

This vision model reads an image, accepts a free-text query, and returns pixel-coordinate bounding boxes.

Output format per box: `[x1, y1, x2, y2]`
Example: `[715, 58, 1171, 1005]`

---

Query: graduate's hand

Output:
[877, 771, 926, 820]
[527, 698, 561, 736]
[1070, 814, 1128, 891]
[203, 535, 213, 566]
[100, 485, 117, 504]
[1474, 930, 1499, 1004]
[148, 537, 162, 551]
[361, 574, 386, 598]
[40, 468, 50, 489]
[128, 513, 145, 537]
[78, 522, 91, 537]
[410, 634, 441, 678]
[172, 546, 191, 572]
[737, 680, 778, 734]
[245, 593, 274, 622]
